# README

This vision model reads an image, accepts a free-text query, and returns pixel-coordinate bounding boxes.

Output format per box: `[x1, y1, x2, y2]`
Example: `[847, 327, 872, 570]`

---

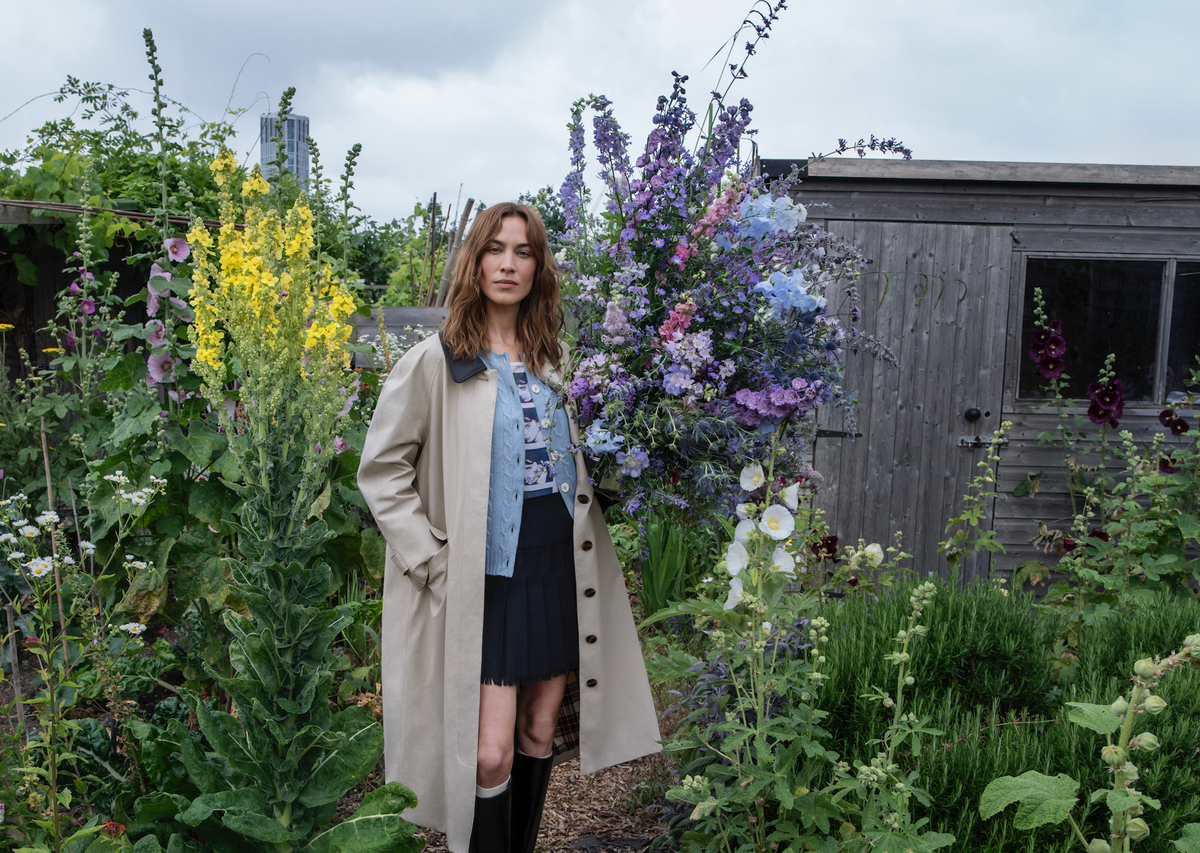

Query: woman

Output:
[357, 203, 660, 853]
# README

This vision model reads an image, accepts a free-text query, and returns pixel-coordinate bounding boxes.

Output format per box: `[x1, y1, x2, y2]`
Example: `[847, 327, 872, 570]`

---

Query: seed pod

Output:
[1133, 658, 1157, 678]
[1143, 695, 1168, 715]
[1133, 732, 1160, 752]
[1102, 745, 1127, 767]
[1126, 818, 1150, 841]
[1110, 696, 1129, 716]
[1086, 839, 1111, 853]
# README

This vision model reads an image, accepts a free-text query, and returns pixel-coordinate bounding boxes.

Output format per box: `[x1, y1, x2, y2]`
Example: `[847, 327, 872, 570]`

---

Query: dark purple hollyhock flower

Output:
[1087, 401, 1110, 425]
[1160, 455, 1180, 474]
[1044, 335, 1066, 358]
[1088, 529, 1110, 542]
[1170, 416, 1190, 436]
[1089, 379, 1123, 411]
[65, 330, 76, 348]
[81, 298, 96, 315]
[810, 534, 839, 560]
[1032, 327, 1051, 347]
[1036, 356, 1066, 379]
[1062, 538, 1076, 552]
[1029, 341, 1048, 363]
[1159, 408, 1178, 428]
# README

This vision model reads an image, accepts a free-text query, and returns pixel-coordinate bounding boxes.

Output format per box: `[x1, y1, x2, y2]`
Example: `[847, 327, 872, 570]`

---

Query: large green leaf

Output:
[118, 538, 177, 622]
[297, 706, 384, 807]
[170, 718, 231, 796]
[980, 771, 1079, 830]
[193, 700, 266, 780]
[97, 353, 144, 393]
[1178, 515, 1200, 543]
[109, 391, 163, 445]
[1065, 702, 1121, 735]
[179, 788, 294, 843]
[166, 423, 226, 471]
[303, 783, 421, 853]
[1175, 823, 1200, 853]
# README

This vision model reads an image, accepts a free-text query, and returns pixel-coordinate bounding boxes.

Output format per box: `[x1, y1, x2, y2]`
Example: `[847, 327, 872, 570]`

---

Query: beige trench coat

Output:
[357, 334, 661, 852]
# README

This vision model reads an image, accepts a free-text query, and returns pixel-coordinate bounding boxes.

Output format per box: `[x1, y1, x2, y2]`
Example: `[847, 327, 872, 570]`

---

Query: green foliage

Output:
[816, 577, 1059, 757]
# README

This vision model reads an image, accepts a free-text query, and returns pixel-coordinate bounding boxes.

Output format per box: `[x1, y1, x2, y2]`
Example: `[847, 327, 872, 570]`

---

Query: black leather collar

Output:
[439, 332, 487, 383]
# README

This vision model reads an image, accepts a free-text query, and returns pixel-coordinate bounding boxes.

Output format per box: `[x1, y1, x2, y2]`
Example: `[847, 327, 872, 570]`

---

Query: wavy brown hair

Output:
[441, 203, 564, 374]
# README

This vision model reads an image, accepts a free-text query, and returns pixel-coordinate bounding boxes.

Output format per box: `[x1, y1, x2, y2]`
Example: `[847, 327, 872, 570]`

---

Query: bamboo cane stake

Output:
[418, 193, 436, 306]
[423, 205, 453, 307]
[39, 418, 68, 656]
[6, 602, 25, 740]
[436, 198, 474, 308]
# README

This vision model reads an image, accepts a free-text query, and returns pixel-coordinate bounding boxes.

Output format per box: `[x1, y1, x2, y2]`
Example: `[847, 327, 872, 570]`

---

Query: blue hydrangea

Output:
[584, 420, 625, 454]
[753, 270, 827, 320]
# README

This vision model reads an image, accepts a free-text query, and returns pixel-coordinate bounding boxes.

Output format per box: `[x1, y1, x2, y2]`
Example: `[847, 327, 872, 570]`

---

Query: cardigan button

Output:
[584, 588, 596, 597]
[581, 540, 593, 551]
[586, 678, 598, 688]
[578, 494, 590, 505]
[586, 635, 597, 644]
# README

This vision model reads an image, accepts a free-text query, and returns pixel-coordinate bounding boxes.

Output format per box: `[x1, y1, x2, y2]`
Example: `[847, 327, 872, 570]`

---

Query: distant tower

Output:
[259, 113, 310, 184]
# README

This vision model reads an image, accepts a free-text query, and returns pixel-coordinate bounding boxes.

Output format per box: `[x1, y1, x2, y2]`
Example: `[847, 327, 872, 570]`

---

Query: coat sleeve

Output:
[357, 350, 446, 586]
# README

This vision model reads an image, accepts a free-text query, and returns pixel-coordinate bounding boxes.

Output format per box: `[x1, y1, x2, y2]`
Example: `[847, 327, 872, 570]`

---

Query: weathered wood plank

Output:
[792, 188, 1200, 231]
[791, 158, 1200, 187]
[1010, 226, 1200, 255]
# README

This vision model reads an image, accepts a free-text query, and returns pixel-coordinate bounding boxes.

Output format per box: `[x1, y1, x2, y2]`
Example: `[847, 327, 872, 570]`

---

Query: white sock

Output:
[476, 777, 510, 799]
[516, 745, 553, 760]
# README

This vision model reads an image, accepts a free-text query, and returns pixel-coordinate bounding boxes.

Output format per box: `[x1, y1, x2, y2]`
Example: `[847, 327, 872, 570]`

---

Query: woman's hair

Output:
[441, 202, 563, 374]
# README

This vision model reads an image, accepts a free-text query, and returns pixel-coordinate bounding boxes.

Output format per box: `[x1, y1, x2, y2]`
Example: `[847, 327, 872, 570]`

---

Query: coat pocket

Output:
[404, 525, 448, 590]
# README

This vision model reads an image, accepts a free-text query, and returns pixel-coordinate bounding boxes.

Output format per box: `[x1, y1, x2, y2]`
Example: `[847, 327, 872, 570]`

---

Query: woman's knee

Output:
[515, 708, 556, 752]
[476, 742, 514, 781]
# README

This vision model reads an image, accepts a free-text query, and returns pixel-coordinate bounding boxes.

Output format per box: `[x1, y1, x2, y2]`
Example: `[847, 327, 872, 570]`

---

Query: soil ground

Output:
[412, 754, 674, 853]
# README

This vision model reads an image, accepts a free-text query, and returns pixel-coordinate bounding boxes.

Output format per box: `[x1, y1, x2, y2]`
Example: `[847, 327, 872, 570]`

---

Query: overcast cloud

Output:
[3, 0, 1198, 223]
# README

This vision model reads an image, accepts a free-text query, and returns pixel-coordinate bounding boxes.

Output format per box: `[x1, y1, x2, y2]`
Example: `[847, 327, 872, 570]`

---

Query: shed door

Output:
[813, 221, 1013, 582]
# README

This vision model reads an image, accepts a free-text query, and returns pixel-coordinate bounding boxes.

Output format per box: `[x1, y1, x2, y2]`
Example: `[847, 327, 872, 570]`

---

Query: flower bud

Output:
[1125, 818, 1149, 841]
[1086, 839, 1111, 853]
[1110, 696, 1130, 716]
[1184, 633, 1200, 650]
[904, 675, 915, 686]
[1102, 745, 1127, 767]
[1143, 695, 1168, 715]
[1133, 658, 1157, 679]
[1132, 732, 1160, 752]
[1122, 763, 1140, 783]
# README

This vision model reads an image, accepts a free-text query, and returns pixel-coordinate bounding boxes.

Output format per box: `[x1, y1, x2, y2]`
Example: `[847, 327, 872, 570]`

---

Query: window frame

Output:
[1009, 250, 1200, 408]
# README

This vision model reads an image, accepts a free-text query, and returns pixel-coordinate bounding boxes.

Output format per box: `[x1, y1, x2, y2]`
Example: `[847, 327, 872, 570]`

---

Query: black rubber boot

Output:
[510, 752, 553, 853]
[469, 785, 512, 853]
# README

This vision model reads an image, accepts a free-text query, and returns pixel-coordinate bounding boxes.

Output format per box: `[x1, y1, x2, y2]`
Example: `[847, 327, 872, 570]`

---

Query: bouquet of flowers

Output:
[557, 77, 885, 513]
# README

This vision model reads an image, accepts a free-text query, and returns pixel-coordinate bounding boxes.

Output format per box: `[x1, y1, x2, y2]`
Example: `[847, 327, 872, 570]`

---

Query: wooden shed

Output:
[759, 158, 1200, 582]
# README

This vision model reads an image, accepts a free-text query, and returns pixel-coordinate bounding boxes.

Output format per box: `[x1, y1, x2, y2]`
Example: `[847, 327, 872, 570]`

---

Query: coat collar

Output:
[438, 332, 487, 383]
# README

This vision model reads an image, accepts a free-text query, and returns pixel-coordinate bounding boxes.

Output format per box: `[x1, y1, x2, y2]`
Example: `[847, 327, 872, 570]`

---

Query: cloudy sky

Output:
[3, 0, 1198, 224]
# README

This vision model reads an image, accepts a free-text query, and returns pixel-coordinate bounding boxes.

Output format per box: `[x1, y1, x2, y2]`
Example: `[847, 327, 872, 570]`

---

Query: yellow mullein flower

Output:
[209, 149, 238, 186]
[241, 169, 270, 198]
[0, 323, 14, 331]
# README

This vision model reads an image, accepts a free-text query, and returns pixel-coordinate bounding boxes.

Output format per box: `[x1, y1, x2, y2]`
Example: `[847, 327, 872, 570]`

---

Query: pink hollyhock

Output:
[147, 282, 168, 317]
[334, 436, 348, 455]
[164, 237, 190, 263]
[149, 263, 171, 281]
[146, 320, 167, 348]
[147, 354, 177, 386]
[70, 282, 80, 296]
[81, 299, 96, 315]
[65, 330, 76, 348]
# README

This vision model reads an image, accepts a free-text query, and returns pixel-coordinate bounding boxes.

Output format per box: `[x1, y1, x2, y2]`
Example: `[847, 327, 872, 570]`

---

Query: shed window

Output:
[1018, 257, 1199, 404]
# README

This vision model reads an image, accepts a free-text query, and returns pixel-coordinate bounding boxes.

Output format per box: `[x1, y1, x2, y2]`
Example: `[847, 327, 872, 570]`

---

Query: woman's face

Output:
[479, 215, 537, 312]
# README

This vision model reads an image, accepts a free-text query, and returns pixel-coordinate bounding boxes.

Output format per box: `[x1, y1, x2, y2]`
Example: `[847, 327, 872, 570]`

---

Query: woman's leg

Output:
[514, 673, 567, 757]
[477, 683, 518, 787]
[510, 674, 567, 853]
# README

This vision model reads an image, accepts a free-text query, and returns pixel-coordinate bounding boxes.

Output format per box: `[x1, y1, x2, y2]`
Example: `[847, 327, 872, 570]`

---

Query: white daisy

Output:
[79, 540, 96, 556]
[19, 526, 39, 538]
[35, 511, 60, 526]
[25, 556, 53, 578]
[118, 622, 147, 635]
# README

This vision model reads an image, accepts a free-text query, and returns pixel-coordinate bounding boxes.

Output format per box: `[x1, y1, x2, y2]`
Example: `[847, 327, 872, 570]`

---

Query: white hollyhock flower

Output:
[725, 542, 749, 576]
[735, 502, 755, 519]
[739, 463, 765, 492]
[734, 519, 756, 545]
[723, 576, 745, 611]
[771, 548, 796, 578]
[865, 543, 885, 567]
[759, 505, 795, 540]
[781, 482, 800, 511]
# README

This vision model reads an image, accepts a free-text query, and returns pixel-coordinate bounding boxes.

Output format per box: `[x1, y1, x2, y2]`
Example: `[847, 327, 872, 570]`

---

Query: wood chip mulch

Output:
[415, 753, 674, 853]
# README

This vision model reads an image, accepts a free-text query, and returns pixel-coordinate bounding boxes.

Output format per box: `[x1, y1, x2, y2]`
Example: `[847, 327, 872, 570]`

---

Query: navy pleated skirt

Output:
[480, 493, 580, 686]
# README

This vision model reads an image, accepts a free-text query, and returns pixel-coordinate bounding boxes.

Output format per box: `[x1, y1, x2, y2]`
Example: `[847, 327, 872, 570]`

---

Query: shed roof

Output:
[760, 158, 1200, 187]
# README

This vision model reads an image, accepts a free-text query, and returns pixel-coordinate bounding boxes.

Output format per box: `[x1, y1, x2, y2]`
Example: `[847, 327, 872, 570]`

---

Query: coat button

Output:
[586, 635, 597, 644]
[586, 678, 598, 688]
[578, 494, 590, 504]
[584, 588, 596, 597]
[581, 540, 593, 551]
